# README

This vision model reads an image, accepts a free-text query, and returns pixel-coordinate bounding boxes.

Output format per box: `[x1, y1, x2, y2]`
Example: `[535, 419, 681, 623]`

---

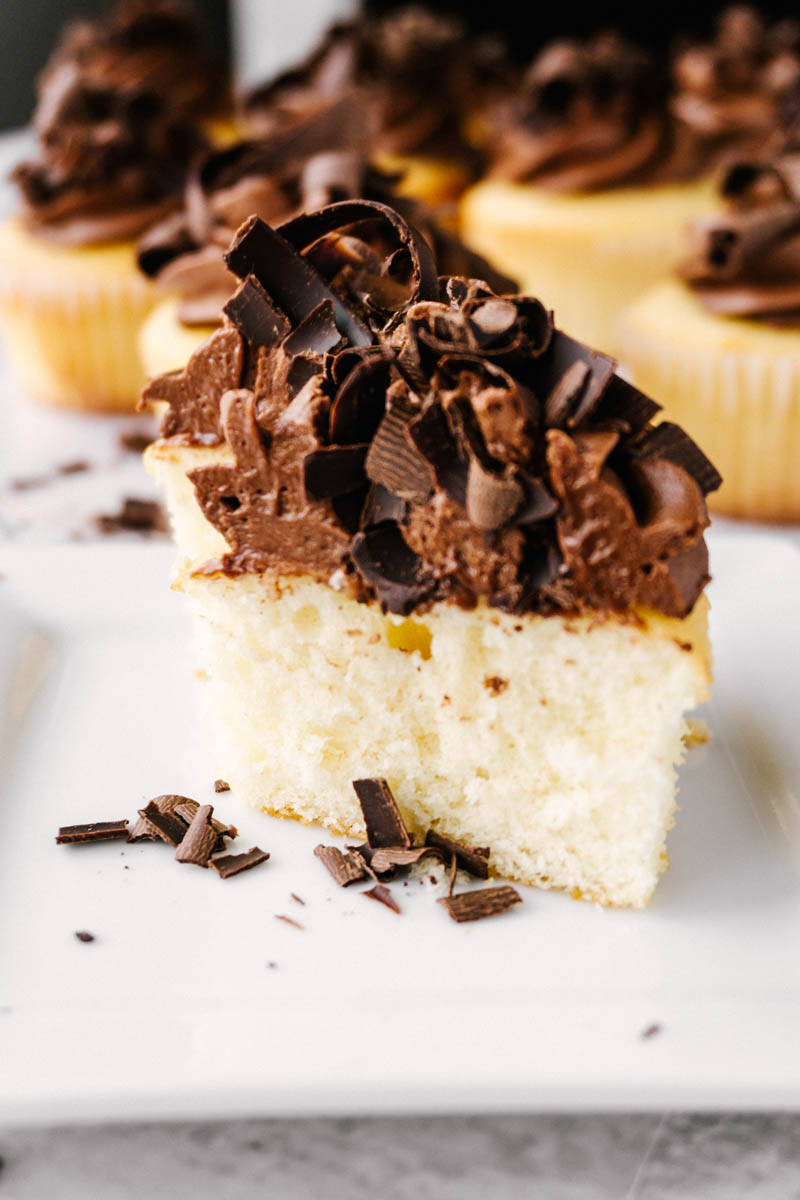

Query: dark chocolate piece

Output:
[212, 847, 270, 878]
[283, 300, 342, 358]
[314, 844, 367, 886]
[133, 800, 188, 847]
[214, 779, 230, 793]
[360, 483, 407, 528]
[627, 422, 723, 495]
[363, 884, 402, 913]
[439, 885, 522, 922]
[350, 526, 435, 615]
[128, 794, 194, 842]
[425, 830, 491, 879]
[74, 931, 95, 943]
[173, 799, 237, 844]
[174, 803, 218, 866]
[95, 498, 167, 536]
[304, 444, 369, 500]
[56, 820, 129, 845]
[352, 778, 412, 849]
[223, 275, 290, 348]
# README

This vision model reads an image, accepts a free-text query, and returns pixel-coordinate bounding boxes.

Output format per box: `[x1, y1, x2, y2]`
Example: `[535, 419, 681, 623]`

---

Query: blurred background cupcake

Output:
[136, 94, 515, 380]
[460, 8, 800, 355]
[240, 5, 506, 211]
[620, 148, 800, 521]
[0, 0, 224, 412]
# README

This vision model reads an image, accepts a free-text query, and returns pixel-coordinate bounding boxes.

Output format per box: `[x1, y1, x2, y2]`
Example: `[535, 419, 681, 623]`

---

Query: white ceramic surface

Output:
[0, 529, 799, 1126]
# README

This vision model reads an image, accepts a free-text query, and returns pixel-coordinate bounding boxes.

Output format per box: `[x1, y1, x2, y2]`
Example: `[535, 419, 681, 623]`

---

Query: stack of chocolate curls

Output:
[315, 778, 522, 922]
[57, 793, 269, 879]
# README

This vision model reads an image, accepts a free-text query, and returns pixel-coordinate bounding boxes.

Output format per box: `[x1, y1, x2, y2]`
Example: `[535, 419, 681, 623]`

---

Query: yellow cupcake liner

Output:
[460, 179, 716, 355]
[0, 218, 156, 412]
[620, 281, 800, 522]
[139, 295, 218, 381]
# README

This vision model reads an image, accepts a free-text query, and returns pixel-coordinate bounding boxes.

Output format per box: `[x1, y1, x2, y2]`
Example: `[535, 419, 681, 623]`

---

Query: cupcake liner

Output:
[460, 180, 715, 355]
[0, 219, 155, 412]
[620, 286, 800, 521]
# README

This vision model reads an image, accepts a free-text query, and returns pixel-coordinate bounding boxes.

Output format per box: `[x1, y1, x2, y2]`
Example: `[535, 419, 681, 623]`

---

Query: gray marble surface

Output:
[2, 1114, 800, 1198]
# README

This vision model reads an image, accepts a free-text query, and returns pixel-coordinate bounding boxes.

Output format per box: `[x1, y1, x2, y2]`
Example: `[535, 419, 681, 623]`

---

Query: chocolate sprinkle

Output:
[439, 885, 522, 923]
[425, 830, 491, 879]
[314, 844, 367, 886]
[56, 820, 129, 845]
[352, 778, 412, 849]
[363, 883, 402, 914]
[174, 803, 218, 866]
[212, 847, 270, 878]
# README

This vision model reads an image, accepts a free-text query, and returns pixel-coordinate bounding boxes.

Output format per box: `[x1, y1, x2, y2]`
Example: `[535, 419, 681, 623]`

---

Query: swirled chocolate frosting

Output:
[244, 6, 505, 159]
[12, 0, 221, 243]
[672, 6, 800, 166]
[143, 201, 720, 618]
[487, 33, 698, 190]
[137, 98, 516, 327]
[683, 150, 800, 323]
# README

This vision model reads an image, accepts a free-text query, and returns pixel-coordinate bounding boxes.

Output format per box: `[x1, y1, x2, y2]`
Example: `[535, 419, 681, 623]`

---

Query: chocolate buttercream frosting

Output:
[137, 98, 516, 326]
[244, 6, 506, 160]
[13, 0, 222, 243]
[487, 33, 698, 190]
[672, 6, 800, 165]
[143, 201, 720, 618]
[683, 150, 800, 323]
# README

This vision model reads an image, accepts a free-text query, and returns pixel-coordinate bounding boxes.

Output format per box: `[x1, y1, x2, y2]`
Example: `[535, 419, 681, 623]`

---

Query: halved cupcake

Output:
[142, 200, 719, 908]
[0, 0, 220, 411]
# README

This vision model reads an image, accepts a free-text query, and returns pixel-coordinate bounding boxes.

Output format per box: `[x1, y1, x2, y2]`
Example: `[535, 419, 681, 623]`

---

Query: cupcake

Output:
[241, 6, 504, 209]
[620, 150, 800, 521]
[136, 97, 516, 379]
[0, 0, 221, 411]
[142, 199, 719, 908]
[460, 11, 800, 355]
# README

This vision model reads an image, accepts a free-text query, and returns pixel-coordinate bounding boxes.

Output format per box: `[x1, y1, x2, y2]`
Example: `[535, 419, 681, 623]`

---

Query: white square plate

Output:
[1, 528, 799, 1124]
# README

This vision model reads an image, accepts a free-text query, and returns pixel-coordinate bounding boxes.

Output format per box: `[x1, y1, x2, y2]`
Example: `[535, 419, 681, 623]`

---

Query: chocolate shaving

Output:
[133, 800, 188, 847]
[119, 431, 152, 454]
[275, 913, 304, 929]
[214, 779, 230, 792]
[212, 847, 270, 878]
[627, 422, 723, 495]
[426, 830, 491, 879]
[304, 444, 368, 500]
[95, 498, 166, 536]
[128, 794, 194, 842]
[74, 931, 95, 943]
[447, 853, 458, 896]
[223, 275, 290, 349]
[439, 886, 522, 923]
[365, 399, 434, 503]
[57, 820, 129, 845]
[174, 803, 218, 866]
[352, 777, 412, 849]
[173, 799, 237, 844]
[350, 525, 435, 615]
[314, 844, 367, 886]
[360, 483, 407, 528]
[283, 300, 342, 358]
[363, 884, 402, 913]
[225, 214, 372, 347]
[465, 459, 523, 530]
[369, 845, 443, 873]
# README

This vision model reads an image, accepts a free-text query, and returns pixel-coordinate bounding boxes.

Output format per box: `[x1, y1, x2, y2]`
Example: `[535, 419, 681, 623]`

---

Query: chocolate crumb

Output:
[119, 431, 152, 454]
[95, 497, 167, 536]
[214, 778, 231, 793]
[212, 847, 270, 878]
[314, 844, 367, 886]
[641, 1023, 662, 1040]
[439, 886, 522, 923]
[364, 884, 402, 914]
[352, 778, 412, 849]
[57, 820, 129, 845]
[267, 961, 278, 969]
[483, 675, 508, 696]
[275, 914, 304, 930]
[74, 931, 95, 943]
